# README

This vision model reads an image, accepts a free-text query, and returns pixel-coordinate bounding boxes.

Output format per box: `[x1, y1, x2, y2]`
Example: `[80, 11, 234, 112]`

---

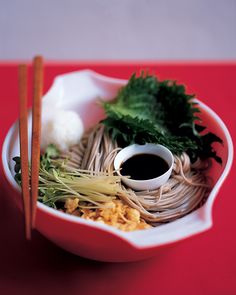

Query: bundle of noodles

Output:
[59, 124, 210, 224]
[119, 153, 210, 223]
[60, 124, 121, 173]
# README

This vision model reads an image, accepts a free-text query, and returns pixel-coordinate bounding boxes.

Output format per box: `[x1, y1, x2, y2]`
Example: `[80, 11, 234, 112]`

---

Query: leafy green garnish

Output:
[13, 144, 123, 209]
[13, 156, 22, 184]
[12, 144, 60, 199]
[102, 73, 222, 163]
[40, 144, 60, 171]
[44, 143, 60, 158]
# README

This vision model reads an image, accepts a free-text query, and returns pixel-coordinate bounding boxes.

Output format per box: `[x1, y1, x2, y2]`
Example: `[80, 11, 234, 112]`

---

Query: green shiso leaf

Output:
[102, 72, 222, 163]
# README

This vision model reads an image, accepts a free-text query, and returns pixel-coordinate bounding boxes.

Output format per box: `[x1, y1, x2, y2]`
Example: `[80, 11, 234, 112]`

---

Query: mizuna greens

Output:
[13, 145, 124, 209]
[102, 73, 222, 163]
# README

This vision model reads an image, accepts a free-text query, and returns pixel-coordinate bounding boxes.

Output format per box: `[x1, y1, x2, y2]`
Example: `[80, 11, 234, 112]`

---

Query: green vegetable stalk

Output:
[13, 144, 123, 209]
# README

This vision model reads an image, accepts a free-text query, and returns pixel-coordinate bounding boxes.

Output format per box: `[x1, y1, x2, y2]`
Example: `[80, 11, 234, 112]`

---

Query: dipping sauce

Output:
[120, 153, 169, 180]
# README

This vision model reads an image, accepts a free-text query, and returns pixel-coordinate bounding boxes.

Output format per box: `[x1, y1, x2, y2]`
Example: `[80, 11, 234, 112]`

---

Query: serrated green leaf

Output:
[101, 72, 222, 163]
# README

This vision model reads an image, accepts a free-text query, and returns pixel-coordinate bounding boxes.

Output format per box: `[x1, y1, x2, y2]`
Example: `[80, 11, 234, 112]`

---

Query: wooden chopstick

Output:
[18, 56, 44, 238]
[18, 64, 31, 240]
[31, 56, 43, 229]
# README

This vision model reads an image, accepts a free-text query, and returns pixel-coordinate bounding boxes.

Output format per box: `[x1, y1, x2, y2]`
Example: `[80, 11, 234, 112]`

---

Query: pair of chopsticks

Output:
[18, 56, 43, 239]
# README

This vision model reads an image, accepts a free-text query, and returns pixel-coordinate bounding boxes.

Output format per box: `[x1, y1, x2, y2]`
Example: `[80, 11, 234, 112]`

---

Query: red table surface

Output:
[0, 62, 235, 295]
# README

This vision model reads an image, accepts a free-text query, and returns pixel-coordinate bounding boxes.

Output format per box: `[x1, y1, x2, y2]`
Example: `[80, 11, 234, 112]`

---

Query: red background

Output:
[0, 62, 235, 295]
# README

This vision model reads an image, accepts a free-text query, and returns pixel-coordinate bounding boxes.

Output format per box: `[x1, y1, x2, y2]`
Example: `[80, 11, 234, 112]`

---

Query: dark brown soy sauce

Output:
[120, 153, 169, 180]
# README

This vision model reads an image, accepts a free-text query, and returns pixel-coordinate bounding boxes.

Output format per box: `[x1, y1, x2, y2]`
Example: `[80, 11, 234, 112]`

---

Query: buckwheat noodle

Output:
[60, 124, 210, 223]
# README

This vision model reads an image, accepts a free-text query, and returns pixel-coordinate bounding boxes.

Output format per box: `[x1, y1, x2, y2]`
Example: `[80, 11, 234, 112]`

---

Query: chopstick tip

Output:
[34, 55, 43, 63]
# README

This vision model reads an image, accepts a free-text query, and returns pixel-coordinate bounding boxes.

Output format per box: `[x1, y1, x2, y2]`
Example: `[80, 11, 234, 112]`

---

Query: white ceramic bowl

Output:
[114, 143, 174, 190]
[1, 69, 234, 262]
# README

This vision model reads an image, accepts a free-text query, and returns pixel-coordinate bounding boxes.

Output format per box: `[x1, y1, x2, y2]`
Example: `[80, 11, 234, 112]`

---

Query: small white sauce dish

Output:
[114, 143, 174, 191]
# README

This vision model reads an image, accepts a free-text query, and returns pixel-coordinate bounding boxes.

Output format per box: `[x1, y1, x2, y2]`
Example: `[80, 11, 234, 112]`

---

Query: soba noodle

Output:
[59, 124, 210, 223]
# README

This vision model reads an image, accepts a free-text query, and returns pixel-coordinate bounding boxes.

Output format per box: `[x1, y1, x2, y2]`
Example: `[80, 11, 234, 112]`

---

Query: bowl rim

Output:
[1, 69, 234, 249]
